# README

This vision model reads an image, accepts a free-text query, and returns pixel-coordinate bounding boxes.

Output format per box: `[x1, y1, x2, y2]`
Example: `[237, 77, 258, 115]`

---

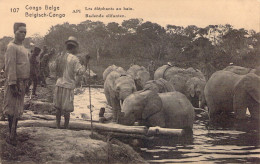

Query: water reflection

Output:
[74, 88, 260, 163]
[139, 119, 260, 163]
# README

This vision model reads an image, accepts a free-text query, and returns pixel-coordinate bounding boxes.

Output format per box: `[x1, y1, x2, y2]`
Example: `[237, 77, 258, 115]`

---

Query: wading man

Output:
[147, 60, 156, 80]
[54, 36, 88, 129]
[4, 22, 30, 145]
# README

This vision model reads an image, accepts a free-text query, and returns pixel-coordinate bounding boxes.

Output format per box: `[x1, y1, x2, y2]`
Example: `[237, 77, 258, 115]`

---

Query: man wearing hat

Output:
[54, 36, 88, 129]
[4, 22, 30, 145]
[28, 46, 41, 96]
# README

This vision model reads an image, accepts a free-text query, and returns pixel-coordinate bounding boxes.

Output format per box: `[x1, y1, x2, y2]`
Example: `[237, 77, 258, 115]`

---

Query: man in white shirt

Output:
[54, 36, 88, 129]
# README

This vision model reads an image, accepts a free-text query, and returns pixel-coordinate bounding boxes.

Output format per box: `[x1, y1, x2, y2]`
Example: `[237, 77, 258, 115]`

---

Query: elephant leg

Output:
[207, 102, 217, 122]
[248, 97, 260, 120]
[104, 88, 111, 106]
[111, 97, 121, 123]
[233, 90, 248, 119]
[147, 111, 165, 128]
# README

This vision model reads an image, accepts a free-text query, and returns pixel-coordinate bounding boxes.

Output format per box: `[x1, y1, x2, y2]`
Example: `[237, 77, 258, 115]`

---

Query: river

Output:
[73, 88, 260, 163]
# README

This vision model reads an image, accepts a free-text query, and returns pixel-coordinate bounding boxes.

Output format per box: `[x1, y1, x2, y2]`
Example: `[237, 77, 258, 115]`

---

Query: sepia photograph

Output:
[0, 0, 259, 163]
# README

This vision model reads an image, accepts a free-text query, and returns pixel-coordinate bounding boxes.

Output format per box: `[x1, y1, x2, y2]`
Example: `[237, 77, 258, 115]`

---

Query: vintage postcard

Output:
[0, 0, 259, 163]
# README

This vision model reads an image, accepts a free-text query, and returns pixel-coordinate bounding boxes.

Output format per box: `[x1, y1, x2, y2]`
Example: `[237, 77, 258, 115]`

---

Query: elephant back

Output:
[115, 74, 136, 88]
[206, 71, 240, 95]
[127, 65, 147, 78]
[144, 78, 175, 93]
[164, 66, 203, 81]
[168, 75, 188, 93]
[127, 65, 150, 90]
[103, 65, 118, 80]
[159, 92, 194, 129]
[154, 65, 171, 80]
[104, 71, 122, 87]
[103, 65, 126, 80]
[234, 73, 260, 104]
[223, 65, 253, 75]
[204, 71, 241, 114]
[186, 67, 206, 81]
[115, 67, 126, 75]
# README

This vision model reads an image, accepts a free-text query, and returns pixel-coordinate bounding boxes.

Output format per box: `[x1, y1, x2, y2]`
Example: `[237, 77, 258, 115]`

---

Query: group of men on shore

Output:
[1, 22, 89, 145]
[28, 44, 56, 96]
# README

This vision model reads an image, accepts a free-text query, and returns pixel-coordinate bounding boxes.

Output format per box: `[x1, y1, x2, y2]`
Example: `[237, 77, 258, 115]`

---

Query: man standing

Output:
[148, 60, 156, 80]
[54, 36, 88, 129]
[39, 45, 48, 60]
[45, 48, 57, 102]
[0, 52, 5, 121]
[28, 46, 41, 96]
[39, 45, 48, 87]
[4, 22, 30, 145]
[40, 48, 55, 84]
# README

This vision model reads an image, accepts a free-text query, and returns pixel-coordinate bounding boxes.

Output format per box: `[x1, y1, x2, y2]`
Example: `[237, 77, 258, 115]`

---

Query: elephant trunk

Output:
[118, 112, 136, 125]
[199, 97, 206, 109]
[199, 92, 207, 109]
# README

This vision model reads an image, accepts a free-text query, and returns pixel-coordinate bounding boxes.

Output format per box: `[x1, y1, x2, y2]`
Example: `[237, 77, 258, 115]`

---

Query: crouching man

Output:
[3, 22, 30, 145]
[54, 36, 88, 129]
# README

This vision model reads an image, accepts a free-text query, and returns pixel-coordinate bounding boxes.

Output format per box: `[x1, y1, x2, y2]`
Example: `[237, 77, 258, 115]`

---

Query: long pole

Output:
[88, 64, 94, 137]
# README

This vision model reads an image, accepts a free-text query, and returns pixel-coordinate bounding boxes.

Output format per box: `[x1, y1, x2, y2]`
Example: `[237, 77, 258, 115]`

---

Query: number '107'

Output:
[11, 8, 19, 12]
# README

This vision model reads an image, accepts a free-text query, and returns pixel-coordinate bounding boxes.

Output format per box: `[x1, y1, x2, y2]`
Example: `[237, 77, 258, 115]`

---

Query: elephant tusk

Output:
[120, 100, 123, 109]
[204, 106, 208, 111]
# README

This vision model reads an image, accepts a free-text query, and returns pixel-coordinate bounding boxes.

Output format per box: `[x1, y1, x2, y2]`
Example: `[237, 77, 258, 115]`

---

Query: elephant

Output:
[154, 65, 205, 81]
[127, 65, 150, 90]
[143, 78, 175, 93]
[104, 70, 136, 122]
[154, 65, 206, 108]
[119, 90, 195, 129]
[223, 65, 255, 75]
[103, 65, 125, 80]
[204, 70, 260, 121]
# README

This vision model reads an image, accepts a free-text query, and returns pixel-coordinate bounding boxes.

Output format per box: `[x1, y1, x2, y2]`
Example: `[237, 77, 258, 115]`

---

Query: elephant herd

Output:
[103, 64, 260, 130]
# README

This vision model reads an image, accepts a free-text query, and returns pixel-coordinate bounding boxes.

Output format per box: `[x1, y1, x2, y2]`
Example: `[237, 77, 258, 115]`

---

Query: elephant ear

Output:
[242, 73, 260, 104]
[134, 79, 143, 91]
[142, 91, 163, 120]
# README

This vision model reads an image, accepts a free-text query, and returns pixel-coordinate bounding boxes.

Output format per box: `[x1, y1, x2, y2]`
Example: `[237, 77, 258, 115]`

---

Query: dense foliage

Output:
[0, 19, 259, 80]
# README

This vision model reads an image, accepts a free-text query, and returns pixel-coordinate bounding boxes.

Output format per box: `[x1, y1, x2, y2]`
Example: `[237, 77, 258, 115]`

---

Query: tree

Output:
[184, 25, 199, 38]
[221, 28, 249, 65]
[122, 18, 143, 33]
[136, 21, 167, 60]
[44, 22, 76, 52]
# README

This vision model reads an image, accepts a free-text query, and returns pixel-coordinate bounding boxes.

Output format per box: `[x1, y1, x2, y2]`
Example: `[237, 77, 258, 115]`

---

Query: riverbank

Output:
[0, 86, 147, 163]
[0, 123, 147, 163]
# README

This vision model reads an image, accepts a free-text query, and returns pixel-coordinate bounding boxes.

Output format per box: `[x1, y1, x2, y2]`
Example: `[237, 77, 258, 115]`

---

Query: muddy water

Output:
[74, 88, 260, 163]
